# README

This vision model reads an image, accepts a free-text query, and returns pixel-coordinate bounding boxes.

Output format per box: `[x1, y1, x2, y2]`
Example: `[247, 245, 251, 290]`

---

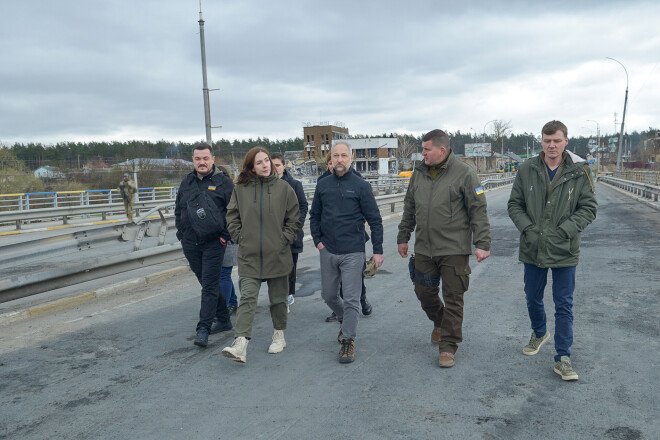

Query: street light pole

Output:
[482, 119, 496, 144]
[199, 3, 212, 145]
[606, 57, 628, 171]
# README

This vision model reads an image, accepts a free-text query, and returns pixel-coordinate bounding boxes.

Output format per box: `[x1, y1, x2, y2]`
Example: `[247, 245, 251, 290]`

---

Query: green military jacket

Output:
[226, 172, 301, 279]
[397, 151, 491, 257]
[507, 151, 597, 268]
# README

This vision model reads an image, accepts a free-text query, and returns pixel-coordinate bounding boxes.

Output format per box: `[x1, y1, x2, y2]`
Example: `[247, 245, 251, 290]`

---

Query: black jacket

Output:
[281, 169, 308, 253]
[175, 166, 234, 244]
[310, 168, 383, 255]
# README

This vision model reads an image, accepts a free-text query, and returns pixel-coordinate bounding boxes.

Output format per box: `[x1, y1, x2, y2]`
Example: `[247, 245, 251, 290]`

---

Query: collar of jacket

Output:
[331, 167, 355, 180]
[250, 172, 278, 184]
[186, 164, 222, 183]
[532, 151, 588, 185]
[415, 149, 455, 176]
[282, 168, 294, 182]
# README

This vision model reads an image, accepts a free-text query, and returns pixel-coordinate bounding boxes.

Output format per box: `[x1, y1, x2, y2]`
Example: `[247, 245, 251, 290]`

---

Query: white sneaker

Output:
[287, 295, 295, 305]
[268, 330, 286, 354]
[222, 336, 248, 363]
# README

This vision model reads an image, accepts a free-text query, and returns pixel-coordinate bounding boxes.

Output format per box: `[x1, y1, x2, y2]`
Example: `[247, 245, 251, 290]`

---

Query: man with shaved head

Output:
[310, 142, 383, 363]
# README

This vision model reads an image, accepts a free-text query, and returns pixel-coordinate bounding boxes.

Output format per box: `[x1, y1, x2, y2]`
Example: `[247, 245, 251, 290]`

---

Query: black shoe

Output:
[227, 306, 237, 316]
[210, 320, 233, 335]
[361, 298, 372, 316]
[194, 328, 209, 347]
[325, 312, 337, 322]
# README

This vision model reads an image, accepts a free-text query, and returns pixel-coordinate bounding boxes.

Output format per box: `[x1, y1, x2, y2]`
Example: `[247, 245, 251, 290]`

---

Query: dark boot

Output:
[194, 328, 209, 347]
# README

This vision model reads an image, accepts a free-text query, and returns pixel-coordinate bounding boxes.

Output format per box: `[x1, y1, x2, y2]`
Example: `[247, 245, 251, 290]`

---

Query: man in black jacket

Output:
[319, 154, 373, 320]
[175, 143, 235, 347]
[271, 153, 308, 308]
[310, 142, 383, 363]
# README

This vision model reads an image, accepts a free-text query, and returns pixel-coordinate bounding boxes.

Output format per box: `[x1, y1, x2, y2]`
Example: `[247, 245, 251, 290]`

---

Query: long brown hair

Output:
[235, 147, 270, 185]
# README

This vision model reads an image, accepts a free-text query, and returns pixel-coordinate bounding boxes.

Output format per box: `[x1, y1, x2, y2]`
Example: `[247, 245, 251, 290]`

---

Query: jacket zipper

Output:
[449, 184, 453, 220]
[427, 174, 435, 256]
[259, 181, 264, 279]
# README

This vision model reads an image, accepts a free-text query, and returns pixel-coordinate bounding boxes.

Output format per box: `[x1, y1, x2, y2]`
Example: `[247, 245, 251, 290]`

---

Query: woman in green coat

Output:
[221, 147, 301, 363]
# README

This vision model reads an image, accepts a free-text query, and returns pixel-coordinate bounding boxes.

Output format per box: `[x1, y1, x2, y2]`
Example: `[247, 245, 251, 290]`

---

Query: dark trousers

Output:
[339, 260, 367, 302]
[524, 263, 576, 362]
[288, 252, 299, 297]
[182, 239, 230, 332]
[413, 254, 470, 354]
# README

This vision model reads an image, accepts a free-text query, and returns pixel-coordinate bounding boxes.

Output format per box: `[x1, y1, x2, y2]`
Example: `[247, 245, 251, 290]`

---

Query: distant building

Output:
[83, 161, 110, 173]
[332, 137, 399, 176]
[303, 122, 350, 161]
[34, 166, 65, 179]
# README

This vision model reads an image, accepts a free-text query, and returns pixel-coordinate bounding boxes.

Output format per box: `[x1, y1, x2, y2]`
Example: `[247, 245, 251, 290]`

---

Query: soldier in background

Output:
[118, 173, 136, 223]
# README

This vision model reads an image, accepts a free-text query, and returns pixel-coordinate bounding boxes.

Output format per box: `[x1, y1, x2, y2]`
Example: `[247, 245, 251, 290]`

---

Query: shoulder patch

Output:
[475, 186, 484, 195]
[208, 186, 216, 191]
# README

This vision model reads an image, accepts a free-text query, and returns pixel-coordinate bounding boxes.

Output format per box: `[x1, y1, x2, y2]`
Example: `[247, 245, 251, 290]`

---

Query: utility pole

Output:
[607, 57, 628, 171]
[199, 2, 212, 145]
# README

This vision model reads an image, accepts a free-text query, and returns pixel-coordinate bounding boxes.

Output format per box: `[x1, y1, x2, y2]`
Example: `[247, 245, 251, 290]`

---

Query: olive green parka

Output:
[507, 150, 597, 268]
[226, 173, 301, 279]
[397, 151, 491, 257]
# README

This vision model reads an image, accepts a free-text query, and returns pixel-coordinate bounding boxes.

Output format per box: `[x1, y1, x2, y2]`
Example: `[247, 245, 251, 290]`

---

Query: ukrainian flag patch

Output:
[208, 186, 216, 190]
[475, 186, 484, 195]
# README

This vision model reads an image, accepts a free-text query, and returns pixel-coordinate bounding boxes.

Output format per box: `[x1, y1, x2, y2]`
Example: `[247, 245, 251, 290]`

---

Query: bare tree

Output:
[491, 120, 513, 155]
[397, 134, 419, 170]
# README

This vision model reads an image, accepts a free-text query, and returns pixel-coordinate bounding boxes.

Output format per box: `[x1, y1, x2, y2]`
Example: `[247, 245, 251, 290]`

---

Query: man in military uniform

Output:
[397, 129, 491, 368]
[118, 173, 136, 223]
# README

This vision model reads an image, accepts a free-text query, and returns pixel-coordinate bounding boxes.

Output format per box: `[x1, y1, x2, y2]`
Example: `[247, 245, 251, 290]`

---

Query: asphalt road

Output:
[1, 183, 658, 440]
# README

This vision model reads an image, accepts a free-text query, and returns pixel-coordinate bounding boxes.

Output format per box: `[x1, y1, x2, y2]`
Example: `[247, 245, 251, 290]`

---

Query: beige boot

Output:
[268, 330, 286, 354]
[222, 336, 248, 363]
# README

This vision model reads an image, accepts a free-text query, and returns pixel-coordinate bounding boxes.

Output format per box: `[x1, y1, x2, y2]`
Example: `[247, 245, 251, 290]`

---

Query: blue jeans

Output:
[220, 266, 238, 307]
[524, 263, 576, 361]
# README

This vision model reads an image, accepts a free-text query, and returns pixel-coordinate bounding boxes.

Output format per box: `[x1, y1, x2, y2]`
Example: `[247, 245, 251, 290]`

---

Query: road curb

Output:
[0, 264, 190, 327]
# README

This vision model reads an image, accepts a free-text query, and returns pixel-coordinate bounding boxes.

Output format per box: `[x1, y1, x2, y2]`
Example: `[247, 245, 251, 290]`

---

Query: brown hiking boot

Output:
[438, 352, 455, 368]
[431, 327, 442, 345]
[339, 339, 355, 363]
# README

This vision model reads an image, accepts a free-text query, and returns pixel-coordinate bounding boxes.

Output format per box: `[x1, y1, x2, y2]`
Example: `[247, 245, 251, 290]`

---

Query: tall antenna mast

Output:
[198, 1, 212, 145]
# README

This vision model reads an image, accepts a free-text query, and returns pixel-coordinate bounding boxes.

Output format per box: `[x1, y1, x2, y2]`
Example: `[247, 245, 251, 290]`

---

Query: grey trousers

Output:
[319, 248, 365, 340]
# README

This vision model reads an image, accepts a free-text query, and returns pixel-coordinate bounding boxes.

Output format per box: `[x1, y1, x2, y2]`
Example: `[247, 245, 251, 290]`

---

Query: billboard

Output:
[464, 143, 492, 157]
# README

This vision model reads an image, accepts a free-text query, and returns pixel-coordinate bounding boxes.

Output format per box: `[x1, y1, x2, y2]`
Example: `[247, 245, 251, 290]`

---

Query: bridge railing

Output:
[599, 176, 660, 202]
[0, 174, 516, 230]
[612, 170, 660, 186]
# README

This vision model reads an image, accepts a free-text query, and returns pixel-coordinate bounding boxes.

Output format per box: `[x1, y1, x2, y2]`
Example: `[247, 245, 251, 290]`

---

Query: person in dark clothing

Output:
[319, 153, 373, 321]
[175, 143, 234, 347]
[271, 152, 308, 309]
[310, 142, 383, 363]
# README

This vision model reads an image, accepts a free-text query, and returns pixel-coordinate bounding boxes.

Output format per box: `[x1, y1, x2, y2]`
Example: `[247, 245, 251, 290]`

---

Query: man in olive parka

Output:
[398, 129, 491, 368]
[507, 120, 597, 381]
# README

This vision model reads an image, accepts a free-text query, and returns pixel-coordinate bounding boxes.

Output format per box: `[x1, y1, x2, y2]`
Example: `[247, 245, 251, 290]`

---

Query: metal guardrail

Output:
[598, 176, 660, 202]
[0, 200, 176, 230]
[0, 186, 178, 212]
[0, 205, 179, 303]
[0, 175, 513, 231]
[0, 175, 515, 304]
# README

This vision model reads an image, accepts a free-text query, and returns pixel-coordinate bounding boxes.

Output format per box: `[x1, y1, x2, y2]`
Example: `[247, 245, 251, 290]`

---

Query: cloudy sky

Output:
[1, 0, 658, 145]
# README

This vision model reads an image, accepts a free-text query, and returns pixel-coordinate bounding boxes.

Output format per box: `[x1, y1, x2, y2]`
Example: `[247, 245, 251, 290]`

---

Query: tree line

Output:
[4, 125, 658, 171]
